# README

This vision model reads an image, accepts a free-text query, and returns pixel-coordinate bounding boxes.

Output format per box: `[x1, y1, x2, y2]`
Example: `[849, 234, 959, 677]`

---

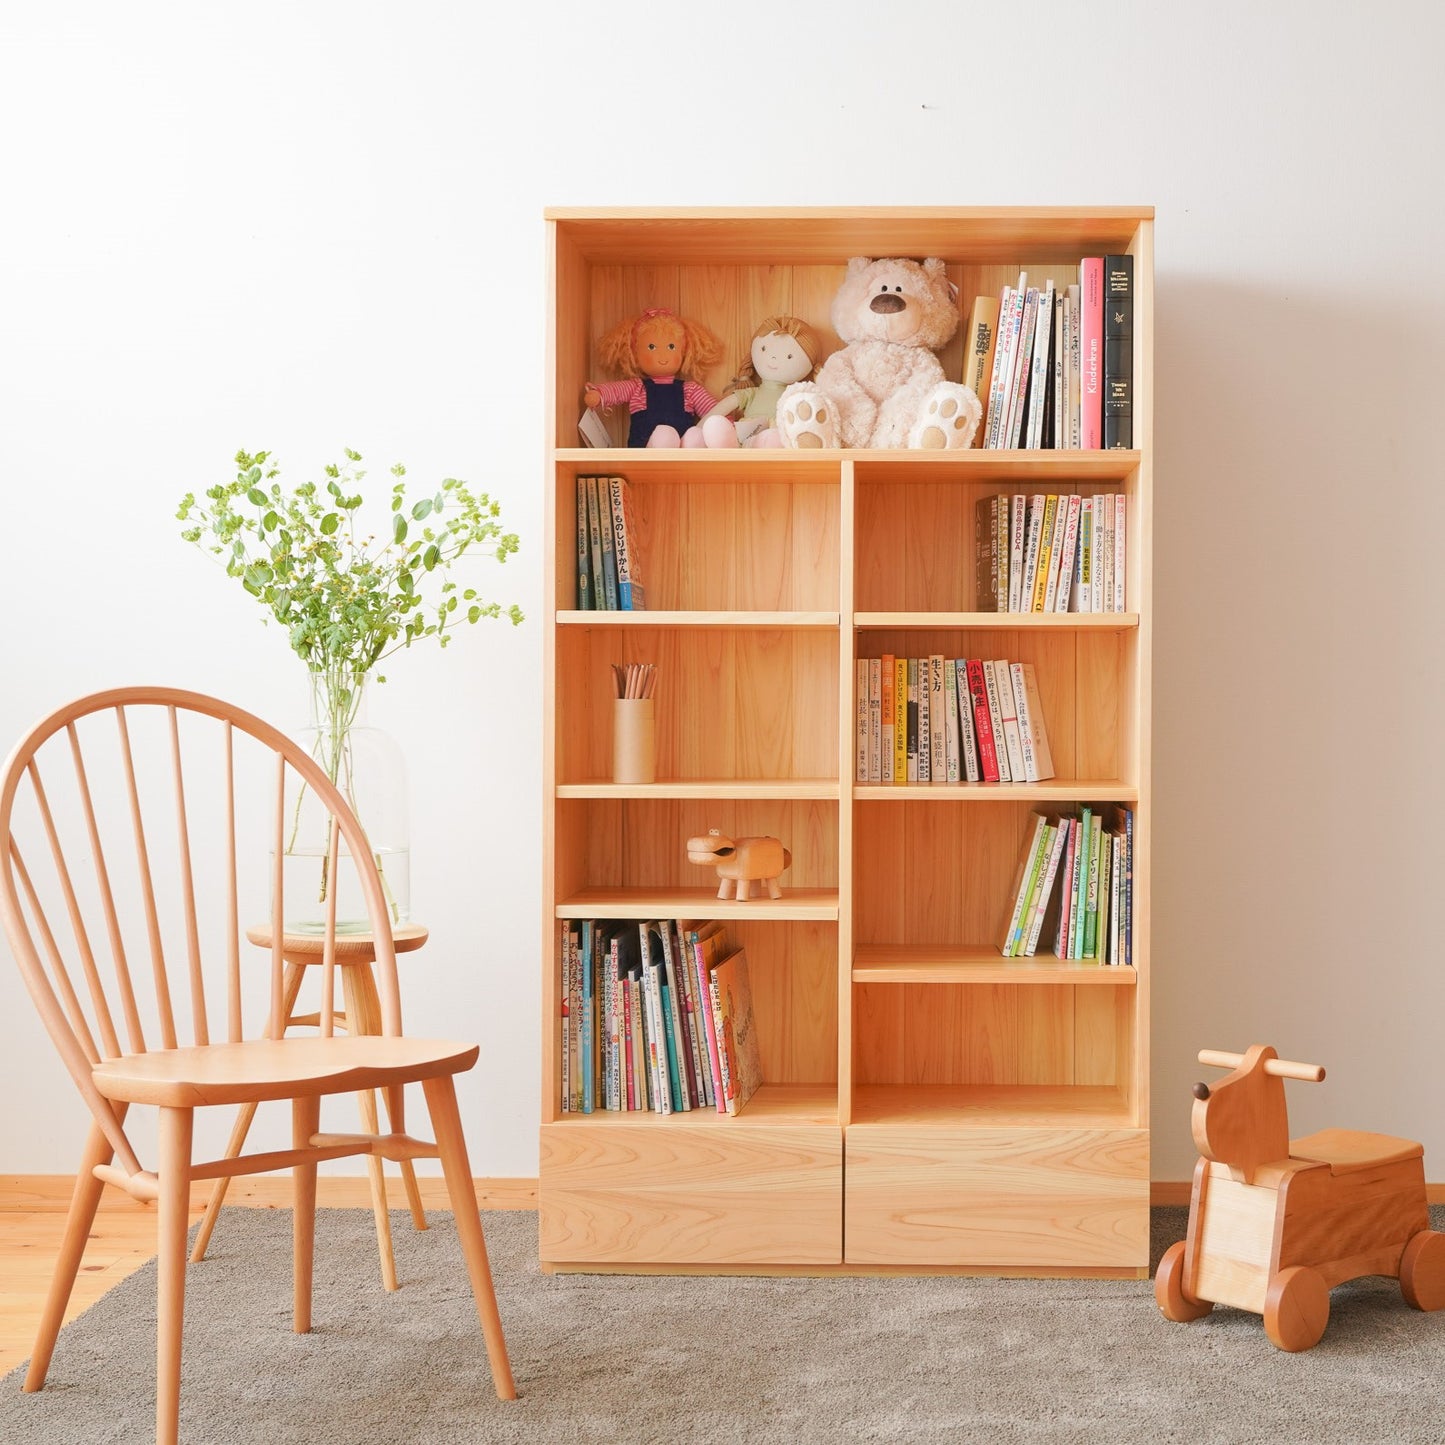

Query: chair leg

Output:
[422, 1074, 517, 1401]
[383, 1082, 430, 1232]
[156, 1106, 194, 1445]
[355, 1087, 400, 1291]
[190, 1101, 258, 1263]
[24, 1110, 127, 1392]
[292, 1093, 321, 1334]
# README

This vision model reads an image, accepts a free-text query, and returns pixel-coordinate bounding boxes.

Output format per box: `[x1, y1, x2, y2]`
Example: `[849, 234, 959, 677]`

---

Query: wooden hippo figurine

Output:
[1156, 1044, 1445, 1351]
[686, 829, 791, 901]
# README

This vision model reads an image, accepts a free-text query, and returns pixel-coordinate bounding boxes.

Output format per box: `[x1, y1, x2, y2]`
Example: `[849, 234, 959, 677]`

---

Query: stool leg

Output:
[382, 1083, 429, 1231]
[342, 963, 400, 1291]
[192, 961, 307, 1262]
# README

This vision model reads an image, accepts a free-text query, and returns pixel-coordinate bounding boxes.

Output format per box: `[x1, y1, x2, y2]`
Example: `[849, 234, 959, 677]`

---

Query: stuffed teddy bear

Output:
[584, 307, 723, 447]
[776, 257, 981, 450]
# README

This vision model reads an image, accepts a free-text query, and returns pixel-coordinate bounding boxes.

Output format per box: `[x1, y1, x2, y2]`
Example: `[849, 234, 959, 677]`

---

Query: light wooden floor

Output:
[0, 1176, 536, 1378]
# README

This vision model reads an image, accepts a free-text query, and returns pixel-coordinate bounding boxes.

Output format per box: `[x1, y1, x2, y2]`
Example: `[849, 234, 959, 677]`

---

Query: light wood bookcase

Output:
[540, 207, 1152, 1276]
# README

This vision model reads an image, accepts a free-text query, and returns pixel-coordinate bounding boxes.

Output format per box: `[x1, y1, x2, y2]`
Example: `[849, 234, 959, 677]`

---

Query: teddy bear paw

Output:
[910, 383, 983, 450]
[777, 385, 837, 449]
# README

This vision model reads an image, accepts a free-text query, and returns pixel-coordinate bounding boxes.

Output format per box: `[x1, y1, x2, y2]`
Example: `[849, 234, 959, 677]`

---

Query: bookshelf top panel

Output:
[547, 207, 1154, 266]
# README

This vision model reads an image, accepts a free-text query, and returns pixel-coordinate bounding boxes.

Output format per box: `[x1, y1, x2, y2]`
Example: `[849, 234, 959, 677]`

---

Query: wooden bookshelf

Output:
[541, 206, 1151, 1275]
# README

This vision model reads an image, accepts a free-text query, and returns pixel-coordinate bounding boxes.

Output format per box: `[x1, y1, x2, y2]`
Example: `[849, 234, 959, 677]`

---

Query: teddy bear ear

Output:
[922, 257, 946, 276]
[846, 256, 874, 276]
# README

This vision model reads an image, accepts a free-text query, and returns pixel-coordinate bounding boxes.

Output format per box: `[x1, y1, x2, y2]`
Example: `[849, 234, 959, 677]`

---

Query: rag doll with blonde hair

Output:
[583, 308, 723, 447]
[693, 315, 822, 448]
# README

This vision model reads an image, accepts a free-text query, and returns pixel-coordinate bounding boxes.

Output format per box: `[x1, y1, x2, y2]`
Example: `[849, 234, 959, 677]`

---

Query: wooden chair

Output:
[1156, 1044, 1445, 1351]
[0, 687, 516, 1444]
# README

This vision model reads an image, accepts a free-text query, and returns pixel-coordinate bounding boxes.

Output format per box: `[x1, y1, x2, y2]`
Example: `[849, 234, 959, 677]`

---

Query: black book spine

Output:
[1103, 254, 1133, 450]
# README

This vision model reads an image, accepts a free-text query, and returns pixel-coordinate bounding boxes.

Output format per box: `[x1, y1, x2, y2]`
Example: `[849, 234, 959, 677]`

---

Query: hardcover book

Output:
[608, 474, 646, 610]
[708, 946, 763, 1116]
[1103, 254, 1134, 450]
[1080, 258, 1104, 449]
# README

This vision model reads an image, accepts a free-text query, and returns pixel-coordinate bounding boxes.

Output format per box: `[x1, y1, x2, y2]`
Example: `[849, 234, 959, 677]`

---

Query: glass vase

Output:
[280, 668, 410, 935]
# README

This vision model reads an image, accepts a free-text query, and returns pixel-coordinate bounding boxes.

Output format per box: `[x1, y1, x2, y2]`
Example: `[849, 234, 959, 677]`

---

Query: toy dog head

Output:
[686, 829, 735, 866]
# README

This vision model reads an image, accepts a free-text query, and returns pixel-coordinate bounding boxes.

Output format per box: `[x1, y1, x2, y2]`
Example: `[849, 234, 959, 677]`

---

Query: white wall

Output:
[3, 1, 1443, 1183]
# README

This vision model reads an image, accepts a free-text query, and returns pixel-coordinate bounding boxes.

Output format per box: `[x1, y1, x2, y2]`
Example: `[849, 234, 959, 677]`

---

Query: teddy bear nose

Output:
[870, 294, 906, 314]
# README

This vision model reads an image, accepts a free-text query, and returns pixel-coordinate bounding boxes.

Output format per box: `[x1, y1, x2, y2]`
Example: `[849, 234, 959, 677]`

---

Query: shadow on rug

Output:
[2, 1207, 1443, 1444]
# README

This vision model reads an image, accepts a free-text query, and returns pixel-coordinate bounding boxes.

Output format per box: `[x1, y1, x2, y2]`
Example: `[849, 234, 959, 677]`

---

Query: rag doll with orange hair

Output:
[583, 308, 723, 447]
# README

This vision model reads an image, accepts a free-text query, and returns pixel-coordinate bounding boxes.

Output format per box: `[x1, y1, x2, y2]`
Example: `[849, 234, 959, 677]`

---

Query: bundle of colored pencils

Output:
[612, 662, 656, 699]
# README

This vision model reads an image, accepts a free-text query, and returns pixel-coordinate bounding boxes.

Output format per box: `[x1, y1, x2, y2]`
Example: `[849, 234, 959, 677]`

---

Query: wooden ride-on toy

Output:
[1156, 1044, 1445, 1351]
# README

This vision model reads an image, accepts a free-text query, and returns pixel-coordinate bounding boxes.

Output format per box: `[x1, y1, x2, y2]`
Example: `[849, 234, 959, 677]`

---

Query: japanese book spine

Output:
[966, 658, 1000, 783]
[906, 659, 919, 782]
[943, 658, 961, 784]
[1072, 497, 1094, 613]
[880, 654, 896, 784]
[1008, 494, 1027, 613]
[928, 654, 947, 784]
[893, 658, 908, 786]
[1001, 813, 1049, 954]
[955, 660, 980, 782]
[1114, 491, 1128, 612]
[609, 474, 646, 610]
[595, 478, 619, 611]
[1031, 494, 1058, 612]
[1020, 494, 1045, 613]
[917, 657, 932, 783]
[576, 476, 593, 610]
[1054, 494, 1083, 613]
[1042, 492, 1069, 613]
[1024, 821, 1070, 956]
[981, 660, 1010, 782]
[1103, 254, 1134, 449]
[855, 659, 869, 784]
[1025, 280, 1056, 449]
[1066, 284, 1082, 449]
[993, 660, 1027, 784]
[585, 475, 608, 610]
[1006, 285, 1040, 448]
[868, 658, 883, 783]
[964, 293, 1001, 444]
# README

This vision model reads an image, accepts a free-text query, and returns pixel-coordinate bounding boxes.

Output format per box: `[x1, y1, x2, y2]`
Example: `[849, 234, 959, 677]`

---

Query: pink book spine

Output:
[1080, 258, 1104, 449]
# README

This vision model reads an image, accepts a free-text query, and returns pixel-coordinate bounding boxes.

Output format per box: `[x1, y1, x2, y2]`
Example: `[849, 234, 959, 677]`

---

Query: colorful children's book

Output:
[708, 946, 763, 1116]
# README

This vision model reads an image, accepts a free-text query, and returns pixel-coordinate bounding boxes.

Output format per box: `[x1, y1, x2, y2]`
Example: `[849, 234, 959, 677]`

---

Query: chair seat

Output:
[1290, 1127, 1424, 1175]
[92, 1035, 480, 1107]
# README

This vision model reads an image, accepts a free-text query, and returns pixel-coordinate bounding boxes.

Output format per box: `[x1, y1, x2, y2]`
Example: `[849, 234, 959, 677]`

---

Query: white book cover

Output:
[943, 659, 961, 784]
[1072, 498, 1093, 613]
[1011, 662, 1039, 783]
[868, 657, 882, 783]
[994, 659, 1027, 783]
[1016, 661, 1056, 781]
[1114, 492, 1127, 612]
[1024, 820, 1069, 955]
[981, 660, 1010, 782]
[1091, 494, 1108, 613]
[1053, 289, 1068, 450]
[1099, 494, 1115, 613]
[1025, 280, 1056, 450]
[1054, 494, 1083, 613]
[880, 656, 895, 785]
[1006, 286, 1039, 448]
[993, 275, 1028, 449]
[928, 655, 947, 784]
[1042, 492, 1069, 613]
[1008, 494, 1028, 612]
[955, 660, 980, 782]
[984, 286, 1014, 450]
[855, 659, 869, 783]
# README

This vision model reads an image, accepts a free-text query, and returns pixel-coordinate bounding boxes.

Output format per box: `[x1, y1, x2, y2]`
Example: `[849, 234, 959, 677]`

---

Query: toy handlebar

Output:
[1198, 1049, 1325, 1083]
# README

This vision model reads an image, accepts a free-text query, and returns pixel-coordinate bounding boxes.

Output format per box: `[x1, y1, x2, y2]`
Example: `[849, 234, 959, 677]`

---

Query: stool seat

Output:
[1290, 1127, 1423, 1175]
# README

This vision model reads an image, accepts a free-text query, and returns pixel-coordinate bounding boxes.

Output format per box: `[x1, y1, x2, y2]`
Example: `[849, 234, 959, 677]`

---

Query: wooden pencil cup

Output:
[612, 697, 655, 783]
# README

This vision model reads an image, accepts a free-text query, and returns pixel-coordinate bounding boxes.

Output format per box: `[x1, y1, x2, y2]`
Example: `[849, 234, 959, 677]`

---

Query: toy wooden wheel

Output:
[1155, 1241, 1213, 1322]
[1400, 1229, 1445, 1311]
[1264, 1266, 1330, 1351]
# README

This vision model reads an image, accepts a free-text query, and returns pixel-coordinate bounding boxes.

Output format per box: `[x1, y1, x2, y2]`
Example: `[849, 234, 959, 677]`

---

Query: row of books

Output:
[856, 656, 1055, 785]
[962, 256, 1134, 451]
[559, 918, 762, 1116]
[576, 474, 645, 610]
[1001, 806, 1134, 962]
[975, 492, 1127, 614]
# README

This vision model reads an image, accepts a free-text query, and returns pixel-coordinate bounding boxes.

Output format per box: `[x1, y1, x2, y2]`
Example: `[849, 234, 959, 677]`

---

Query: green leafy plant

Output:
[178, 448, 523, 919]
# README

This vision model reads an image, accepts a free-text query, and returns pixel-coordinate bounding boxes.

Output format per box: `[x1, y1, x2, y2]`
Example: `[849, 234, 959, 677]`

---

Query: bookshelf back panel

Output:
[853, 982, 1133, 1089]
[567, 798, 838, 892]
[556, 628, 839, 782]
[852, 798, 1131, 947]
[854, 478, 1138, 615]
[555, 471, 840, 612]
[554, 253, 1122, 449]
[855, 633, 1125, 785]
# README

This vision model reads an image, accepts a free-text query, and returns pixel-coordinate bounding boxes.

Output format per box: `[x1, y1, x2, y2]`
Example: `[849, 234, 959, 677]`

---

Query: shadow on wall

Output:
[1148, 272, 1445, 1156]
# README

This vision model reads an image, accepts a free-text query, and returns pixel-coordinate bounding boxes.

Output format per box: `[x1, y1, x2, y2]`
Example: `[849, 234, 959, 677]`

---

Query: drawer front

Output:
[540, 1123, 843, 1265]
[846, 1127, 1148, 1268]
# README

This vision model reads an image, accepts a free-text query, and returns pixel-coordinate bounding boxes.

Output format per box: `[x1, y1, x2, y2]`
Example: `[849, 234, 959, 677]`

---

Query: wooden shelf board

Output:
[557, 610, 839, 629]
[854, 780, 1136, 803]
[853, 946, 1136, 985]
[855, 612, 1138, 631]
[546, 206, 1153, 265]
[557, 779, 840, 800]
[557, 887, 840, 921]
[851, 1084, 1134, 1129]
[853, 450, 1140, 483]
[553, 450, 841, 483]
[544, 1083, 839, 1128]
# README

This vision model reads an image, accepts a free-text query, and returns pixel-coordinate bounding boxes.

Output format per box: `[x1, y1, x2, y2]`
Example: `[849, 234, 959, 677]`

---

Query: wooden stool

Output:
[190, 924, 431, 1291]
[1156, 1045, 1445, 1350]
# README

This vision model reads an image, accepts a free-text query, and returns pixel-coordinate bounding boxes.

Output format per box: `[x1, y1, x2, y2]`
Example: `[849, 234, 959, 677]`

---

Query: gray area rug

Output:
[3, 1206, 1443, 1444]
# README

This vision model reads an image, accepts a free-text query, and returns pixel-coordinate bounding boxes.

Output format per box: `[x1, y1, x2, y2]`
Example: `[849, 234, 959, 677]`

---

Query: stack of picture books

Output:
[558, 918, 762, 1116]
[1000, 806, 1134, 962]
[974, 492, 1127, 614]
[961, 255, 1133, 451]
[575, 474, 645, 610]
[855, 655, 1054, 785]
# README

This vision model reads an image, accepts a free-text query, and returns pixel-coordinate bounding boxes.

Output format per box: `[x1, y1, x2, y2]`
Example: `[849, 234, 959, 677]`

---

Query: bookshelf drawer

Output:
[844, 1126, 1147, 1268]
[539, 1121, 843, 1265]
